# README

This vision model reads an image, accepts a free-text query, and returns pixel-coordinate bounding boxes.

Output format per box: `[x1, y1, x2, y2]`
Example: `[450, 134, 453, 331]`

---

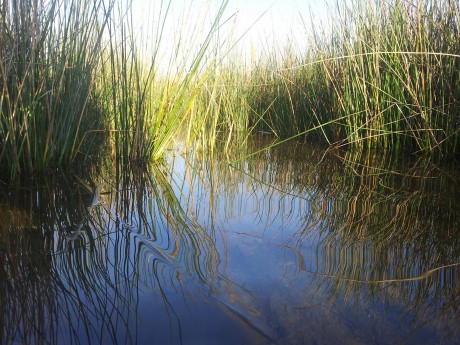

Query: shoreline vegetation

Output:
[1, 0, 459, 180]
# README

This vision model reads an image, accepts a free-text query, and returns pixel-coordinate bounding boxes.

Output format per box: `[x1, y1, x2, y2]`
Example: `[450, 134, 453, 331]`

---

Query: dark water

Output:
[1, 136, 460, 345]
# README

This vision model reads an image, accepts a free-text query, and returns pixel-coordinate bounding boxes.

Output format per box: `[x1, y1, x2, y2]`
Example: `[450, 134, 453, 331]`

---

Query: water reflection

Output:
[1, 137, 460, 344]
[0, 164, 252, 345]
[183, 137, 460, 344]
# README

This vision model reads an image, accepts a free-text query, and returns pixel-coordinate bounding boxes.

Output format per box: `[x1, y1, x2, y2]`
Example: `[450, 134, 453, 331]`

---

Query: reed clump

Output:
[221, 0, 460, 156]
[0, 0, 229, 179]
[0, 0, 113, 179]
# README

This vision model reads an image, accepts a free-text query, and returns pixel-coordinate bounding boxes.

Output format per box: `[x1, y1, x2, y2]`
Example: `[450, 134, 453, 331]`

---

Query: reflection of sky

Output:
[6, 140, 460, 344]
[163, 149, 456, 345]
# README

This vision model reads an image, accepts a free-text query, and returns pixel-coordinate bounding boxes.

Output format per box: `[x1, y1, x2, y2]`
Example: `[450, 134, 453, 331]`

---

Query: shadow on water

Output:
[1, 136, 460, 344]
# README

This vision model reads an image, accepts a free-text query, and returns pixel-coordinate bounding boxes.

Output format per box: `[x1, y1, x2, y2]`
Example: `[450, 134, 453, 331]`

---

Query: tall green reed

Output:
[326, 0, 460, 155]
[0, 0, 113, 178]
[220, 0, 460, 157]
[2, 0, 458, 181]
[0, 0, 231, 179]
[103, 0, 229, 167]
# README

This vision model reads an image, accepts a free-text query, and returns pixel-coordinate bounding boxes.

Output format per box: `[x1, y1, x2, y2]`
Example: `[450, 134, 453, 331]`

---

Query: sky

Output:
[223, 0, 328, 52]
[129, 0, 330, 68]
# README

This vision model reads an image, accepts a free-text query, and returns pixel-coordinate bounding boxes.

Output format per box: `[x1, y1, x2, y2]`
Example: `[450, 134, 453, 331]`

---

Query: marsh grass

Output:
[0, 0, 114, 178]
[0, 0, 230, 179]
[1, 0, 459, 180]
[103, 0, 230, 166]
[218, 0, 460, 157]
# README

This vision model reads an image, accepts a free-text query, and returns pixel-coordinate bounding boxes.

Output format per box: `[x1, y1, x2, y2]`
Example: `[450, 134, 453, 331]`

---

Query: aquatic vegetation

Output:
[1, 1, 459, 342]
[0, 0, 113, 178]
[216, 0, 460, 157]
[102, 0, 230, 166]
[0, 0, 229, 179]
[1, 0, 459, 180]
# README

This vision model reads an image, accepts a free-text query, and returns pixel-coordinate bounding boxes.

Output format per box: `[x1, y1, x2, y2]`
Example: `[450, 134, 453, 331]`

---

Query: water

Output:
[1, 136, 460, 344]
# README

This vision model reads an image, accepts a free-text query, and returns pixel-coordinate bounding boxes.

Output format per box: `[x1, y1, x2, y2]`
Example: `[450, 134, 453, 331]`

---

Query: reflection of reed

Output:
[0, 161, 225, 344]
[0, 170, 134, 344]
[2, 137, 459, 343]
[192, 135, 460, 340]
[0, 227, 55, 344]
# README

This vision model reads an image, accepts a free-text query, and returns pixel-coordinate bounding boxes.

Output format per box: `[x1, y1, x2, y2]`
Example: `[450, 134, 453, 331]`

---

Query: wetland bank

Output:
[1, 0, 460, 344]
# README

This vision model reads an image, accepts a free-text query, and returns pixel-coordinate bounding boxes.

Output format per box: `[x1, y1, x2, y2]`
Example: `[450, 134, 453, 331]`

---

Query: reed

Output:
[218, 0, 460, 157]
[0, 0, 229, 179]
[102, 0, 229, 166]
[0, 0, 114, 179]
[1, 0, 459, 180]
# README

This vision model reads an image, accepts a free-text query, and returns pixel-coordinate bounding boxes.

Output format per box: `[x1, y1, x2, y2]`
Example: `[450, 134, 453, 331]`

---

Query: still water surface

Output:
[1, 136, 460, 344]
